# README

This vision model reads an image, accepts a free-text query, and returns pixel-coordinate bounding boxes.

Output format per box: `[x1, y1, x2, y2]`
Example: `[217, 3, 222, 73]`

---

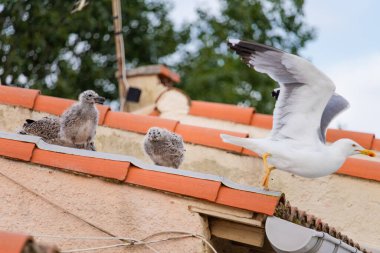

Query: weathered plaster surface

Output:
[0, 158, 210, 252]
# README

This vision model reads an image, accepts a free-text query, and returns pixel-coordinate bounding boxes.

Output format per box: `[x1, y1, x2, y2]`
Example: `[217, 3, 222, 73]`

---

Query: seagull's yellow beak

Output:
[358, 149, 376, 157]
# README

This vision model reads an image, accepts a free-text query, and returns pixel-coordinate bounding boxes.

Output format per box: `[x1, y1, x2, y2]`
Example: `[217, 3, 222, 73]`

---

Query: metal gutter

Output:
[266, 216, 362, 253]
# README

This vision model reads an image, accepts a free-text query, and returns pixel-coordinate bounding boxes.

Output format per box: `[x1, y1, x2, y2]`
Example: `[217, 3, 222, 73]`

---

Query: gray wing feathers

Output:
[228, 40, 299, 84]
[319, 93, 350, 143]
[228, 39, 338, 143]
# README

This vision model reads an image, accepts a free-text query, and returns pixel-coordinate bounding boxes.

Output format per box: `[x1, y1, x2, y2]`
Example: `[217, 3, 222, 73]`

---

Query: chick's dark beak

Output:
[95, 96, 105, 104]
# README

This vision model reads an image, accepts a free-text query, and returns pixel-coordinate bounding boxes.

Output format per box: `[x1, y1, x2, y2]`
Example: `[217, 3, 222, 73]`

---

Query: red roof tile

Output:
[372, 139, 380, 151]
[326, 129, 375, 149]
[0, 135, 283, 215]
[250, 113, 273, 129]
[0, 86, 39, 109]
[0, 231, 32, 253]
[126, 65, 180, 83]
[103, 111, 178, 133]
[216, 186, 280, 215]
[242, 148, 259, 157]
[0, 139, 35, 161]
[31, 149, 130, 180]
[33, 95, 74, 116]
[96, 104, 111, 125]
[337, 157, 380, 182]
[126, 166, 221, 201]
[175, 124, 248, 153]
[189, 101, 254, 124]
[158, 65, 181, 83]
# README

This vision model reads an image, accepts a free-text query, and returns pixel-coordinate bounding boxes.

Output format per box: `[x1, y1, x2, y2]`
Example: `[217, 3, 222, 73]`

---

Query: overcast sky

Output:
[170, 0, 380, 136]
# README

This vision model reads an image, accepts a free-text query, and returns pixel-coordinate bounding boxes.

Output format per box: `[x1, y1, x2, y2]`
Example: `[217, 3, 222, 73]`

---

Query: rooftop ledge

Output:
[0, 85, 379, 182]
[0, 131, 283, 215]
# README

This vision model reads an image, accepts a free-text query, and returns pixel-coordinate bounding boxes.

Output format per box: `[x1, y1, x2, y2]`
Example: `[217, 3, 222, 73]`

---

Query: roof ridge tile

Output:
[189, 100, 255, 124]
[0, 138, 35, 161]
[0, 132, 283, 215]
[326, 129, 375, 149]
[31, 148, 130, 181]
[125, 165, 221, 202]
[0, 85, 40, 109]
[103, 111, 178, 133]
[0, 231, 33, 253]
[175, 123, 248, 153]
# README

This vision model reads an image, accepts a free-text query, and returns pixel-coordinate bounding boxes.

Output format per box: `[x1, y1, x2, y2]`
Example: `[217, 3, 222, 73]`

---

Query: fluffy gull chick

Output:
[144, 127, 185, 168]
[59, 90, 105, 150]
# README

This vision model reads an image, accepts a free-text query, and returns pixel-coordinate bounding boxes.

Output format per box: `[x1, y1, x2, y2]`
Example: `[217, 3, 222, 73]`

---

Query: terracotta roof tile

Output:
[96, 104, 111, 125]
[0, 86, 39, 109]
[126, 64, 180, 83]
[175, 124, 248, 153]
[326, 129, 375, 149]
[216, 186, 280, 215]
[0, 231, 33, 253]
[33, 95, 74, 116]
[158, 65, 181, 83]
[372, 139, 380, 151]
[189, 101, 254, 124]
[0, 134, 283, 215]
[250, 113, 273, 129]
[126, 166, 221, 201]
[149, 109, 160, 116]
[0, 139, 35, 161]
[337, 157, 380, 182]
[242, 148, 259, 157]
[31, 149, 130, 180]
[103, 111, 178, 133]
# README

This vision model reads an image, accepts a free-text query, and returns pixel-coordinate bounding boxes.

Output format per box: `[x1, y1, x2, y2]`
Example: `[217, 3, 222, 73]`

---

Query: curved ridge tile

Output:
[0, 86, 39, 109]
[103, 111, 178, 133]
[175, 123, 248, 153]
[190, 101, 254, 124]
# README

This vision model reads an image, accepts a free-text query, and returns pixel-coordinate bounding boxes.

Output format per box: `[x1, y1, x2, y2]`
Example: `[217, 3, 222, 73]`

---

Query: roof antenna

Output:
[112, 0, 130, 111]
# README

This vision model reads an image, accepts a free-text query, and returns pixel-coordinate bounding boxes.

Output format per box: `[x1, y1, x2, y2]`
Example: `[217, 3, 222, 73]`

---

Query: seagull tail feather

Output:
[220, 134, 253, 149]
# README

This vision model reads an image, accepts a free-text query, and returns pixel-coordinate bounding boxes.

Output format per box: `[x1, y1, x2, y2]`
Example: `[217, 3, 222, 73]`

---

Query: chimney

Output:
[121, 65, 180, 113]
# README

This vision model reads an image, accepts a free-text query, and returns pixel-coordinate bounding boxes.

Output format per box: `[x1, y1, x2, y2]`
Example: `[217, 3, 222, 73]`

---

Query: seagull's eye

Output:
[352, 144, 356, 147]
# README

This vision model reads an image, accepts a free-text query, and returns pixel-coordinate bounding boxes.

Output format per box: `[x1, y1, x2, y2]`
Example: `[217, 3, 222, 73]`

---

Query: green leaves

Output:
[176, 0, 315, 113]
[0, 0, 314, 114]
[0, 0, 189, 101]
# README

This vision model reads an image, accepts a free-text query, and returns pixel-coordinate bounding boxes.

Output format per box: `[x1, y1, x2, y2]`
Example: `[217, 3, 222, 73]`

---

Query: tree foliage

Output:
[176, 0, 315, 113]
[0, 0, 314, 113]
[0, 0, 189, 100]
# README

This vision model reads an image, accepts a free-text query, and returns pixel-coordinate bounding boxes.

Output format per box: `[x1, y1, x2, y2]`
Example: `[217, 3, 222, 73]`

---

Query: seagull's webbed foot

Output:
[260, 152, 276, 190]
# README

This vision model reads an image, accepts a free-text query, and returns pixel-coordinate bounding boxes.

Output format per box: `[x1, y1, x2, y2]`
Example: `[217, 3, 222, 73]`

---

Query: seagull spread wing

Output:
[319, 93, 350, 143]
[228, 39, 338, 144]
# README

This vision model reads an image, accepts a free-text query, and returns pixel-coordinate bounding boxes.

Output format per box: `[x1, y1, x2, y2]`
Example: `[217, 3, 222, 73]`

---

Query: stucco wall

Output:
[124, 75, 167, 112]
[0, 104, 379, 249]
[0, 158, 212, 252]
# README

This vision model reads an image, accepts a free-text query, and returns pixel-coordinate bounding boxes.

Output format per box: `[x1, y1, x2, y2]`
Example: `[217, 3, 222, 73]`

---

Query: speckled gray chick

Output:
[18, 116, 97, 151]
[143, 127, 185, 168]
[59, 90, 105, 150]
[18, 117, 60, 141]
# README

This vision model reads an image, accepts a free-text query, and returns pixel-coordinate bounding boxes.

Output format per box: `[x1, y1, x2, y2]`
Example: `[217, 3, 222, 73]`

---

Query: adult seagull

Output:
[221, 39, 376, 189]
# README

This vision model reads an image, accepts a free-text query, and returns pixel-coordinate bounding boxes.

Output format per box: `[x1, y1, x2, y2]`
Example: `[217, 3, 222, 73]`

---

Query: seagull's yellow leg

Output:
[260, 153, 276, 190]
